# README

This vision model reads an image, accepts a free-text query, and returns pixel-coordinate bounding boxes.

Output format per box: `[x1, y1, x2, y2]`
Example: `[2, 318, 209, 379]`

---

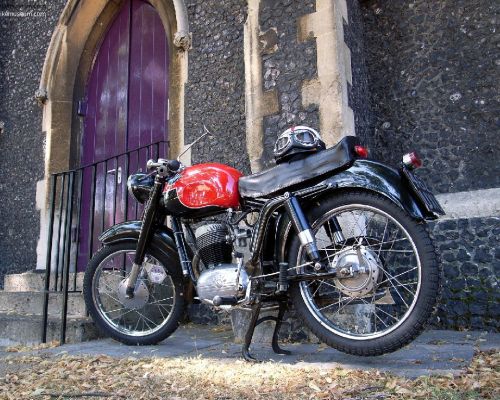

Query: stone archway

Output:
[35, 0, 190, 269]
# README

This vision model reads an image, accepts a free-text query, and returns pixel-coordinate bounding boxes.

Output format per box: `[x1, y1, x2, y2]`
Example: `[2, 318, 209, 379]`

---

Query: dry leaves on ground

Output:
[5, 341, 59, 353]
[0, 349, 498, 399]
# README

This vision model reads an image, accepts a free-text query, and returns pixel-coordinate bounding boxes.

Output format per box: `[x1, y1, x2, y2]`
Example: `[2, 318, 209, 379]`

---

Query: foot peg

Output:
[242, 301, 291, 362]
[212, 296, 238, 307]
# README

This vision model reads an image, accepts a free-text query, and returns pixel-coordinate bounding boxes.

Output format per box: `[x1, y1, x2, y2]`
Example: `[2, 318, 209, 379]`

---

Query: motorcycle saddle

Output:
[239, 136, 359, 199]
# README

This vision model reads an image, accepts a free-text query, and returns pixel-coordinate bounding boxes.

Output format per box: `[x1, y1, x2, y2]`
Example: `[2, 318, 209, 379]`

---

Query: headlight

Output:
[127, 173, 154, 204]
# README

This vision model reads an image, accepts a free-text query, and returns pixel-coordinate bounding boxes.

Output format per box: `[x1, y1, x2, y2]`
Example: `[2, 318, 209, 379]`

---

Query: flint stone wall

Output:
[184, 0, 251, 174]
[259, 0, 319, 168]
[431, 217, 499, 332]
[360, 0, 499, 194]
[0, 1, 67, 287]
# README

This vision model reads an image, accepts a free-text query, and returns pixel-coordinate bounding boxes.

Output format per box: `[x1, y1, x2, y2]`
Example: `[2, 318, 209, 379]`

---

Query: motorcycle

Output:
[83, 127, 444, 361]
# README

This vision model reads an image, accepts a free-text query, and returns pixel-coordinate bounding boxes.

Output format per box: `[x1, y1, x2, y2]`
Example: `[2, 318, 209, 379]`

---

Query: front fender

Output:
[322, 159, 426, 220]
[98, 220, 178, 259]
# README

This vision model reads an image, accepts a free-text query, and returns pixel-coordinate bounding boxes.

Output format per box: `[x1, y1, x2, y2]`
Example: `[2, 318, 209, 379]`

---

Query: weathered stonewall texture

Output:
[0, 1, 67, 287]
[344, 0, 371, 140]
[259, 0, 319, 168]
[360, 0, 499, 194]
[430, 217, 499, 332]
[184, 0, 251, 174]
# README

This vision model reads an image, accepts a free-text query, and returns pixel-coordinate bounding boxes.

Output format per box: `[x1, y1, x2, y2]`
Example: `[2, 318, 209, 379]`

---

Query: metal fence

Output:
[41, 141, 168, 343]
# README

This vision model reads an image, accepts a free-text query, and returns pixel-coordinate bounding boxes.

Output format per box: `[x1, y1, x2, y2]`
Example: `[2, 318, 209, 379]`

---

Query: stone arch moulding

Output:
[35, 0, 191, 270]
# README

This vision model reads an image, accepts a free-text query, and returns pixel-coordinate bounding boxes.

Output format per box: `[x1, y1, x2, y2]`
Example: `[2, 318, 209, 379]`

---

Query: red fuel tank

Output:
[163, 163, 243, 213]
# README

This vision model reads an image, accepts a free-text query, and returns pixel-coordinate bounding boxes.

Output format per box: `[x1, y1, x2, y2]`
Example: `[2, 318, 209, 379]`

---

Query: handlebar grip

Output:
[146, 159, 160, 170]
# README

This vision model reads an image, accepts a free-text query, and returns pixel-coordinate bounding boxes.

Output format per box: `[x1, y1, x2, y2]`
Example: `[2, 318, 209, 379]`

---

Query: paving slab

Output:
[1, 325, 497, 379]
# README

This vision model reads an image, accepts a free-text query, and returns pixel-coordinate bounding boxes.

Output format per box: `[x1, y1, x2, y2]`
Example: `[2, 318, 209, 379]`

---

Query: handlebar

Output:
[146, 158, 181, 176]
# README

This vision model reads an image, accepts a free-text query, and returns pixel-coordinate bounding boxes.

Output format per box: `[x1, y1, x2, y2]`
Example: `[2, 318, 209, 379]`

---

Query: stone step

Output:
[3, 271, 84, 292]
[0, 313, 102, 346]
[0, 291, 87, 317]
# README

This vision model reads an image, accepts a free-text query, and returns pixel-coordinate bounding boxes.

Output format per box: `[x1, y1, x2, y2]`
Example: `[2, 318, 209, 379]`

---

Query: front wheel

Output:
[83, 241, 185, 345]
[289, 190, 441, 356]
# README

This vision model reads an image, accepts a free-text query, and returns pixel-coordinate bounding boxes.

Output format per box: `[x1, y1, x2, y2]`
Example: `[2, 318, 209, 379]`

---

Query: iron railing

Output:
[41, 141, 168, 343]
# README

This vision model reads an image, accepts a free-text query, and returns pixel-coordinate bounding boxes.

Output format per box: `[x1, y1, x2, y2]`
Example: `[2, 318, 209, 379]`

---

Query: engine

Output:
[194, 223, 249, 305]
[194, 224, 233, 267]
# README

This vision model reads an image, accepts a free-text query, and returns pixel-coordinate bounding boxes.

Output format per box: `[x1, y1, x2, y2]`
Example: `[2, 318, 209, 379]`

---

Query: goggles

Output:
[274, 126, 322, 156]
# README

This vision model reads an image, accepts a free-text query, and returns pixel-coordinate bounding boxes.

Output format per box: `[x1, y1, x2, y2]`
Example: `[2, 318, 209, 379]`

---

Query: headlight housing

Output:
[127, 173, 154, 204]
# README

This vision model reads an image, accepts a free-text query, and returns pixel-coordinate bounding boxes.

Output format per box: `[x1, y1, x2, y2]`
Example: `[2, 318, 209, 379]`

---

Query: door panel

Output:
[77, 0, 169, 270]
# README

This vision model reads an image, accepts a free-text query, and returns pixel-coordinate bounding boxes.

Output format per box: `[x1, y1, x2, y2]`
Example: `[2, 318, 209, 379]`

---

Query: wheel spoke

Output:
[102, 270, 130, 279]
[100, 291, 122, 305]
[136, 309, 159, 329]
[376, 266, 410, 308]
[378, 265, 416, 298]
[374, 306, 400, 322]
[377, 266, 418, 286]
[379, 249, 414, 253]
[372, 308, 389, 328]
[334, 296, 357, 314]
[110, 308, 135, 323]
[103, 305, 127, 315]
[312, 281, 324, 297]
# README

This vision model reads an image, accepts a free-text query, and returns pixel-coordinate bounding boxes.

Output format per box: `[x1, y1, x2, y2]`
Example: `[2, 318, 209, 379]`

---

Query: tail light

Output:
[402, 152, 422, 169]
[354, 145, 368, 158]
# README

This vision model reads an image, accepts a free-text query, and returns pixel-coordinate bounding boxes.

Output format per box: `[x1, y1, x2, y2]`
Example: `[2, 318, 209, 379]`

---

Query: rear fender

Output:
[320, 159, 427, 220]
[275, 159, 428, 263]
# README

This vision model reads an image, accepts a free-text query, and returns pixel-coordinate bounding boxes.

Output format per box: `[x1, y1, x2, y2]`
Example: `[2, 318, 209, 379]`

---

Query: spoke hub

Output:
[118, 279, 150, 310]
[331, 246, 381, 297]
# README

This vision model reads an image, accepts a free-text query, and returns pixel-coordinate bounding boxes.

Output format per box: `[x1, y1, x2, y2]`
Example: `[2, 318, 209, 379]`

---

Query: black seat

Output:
[239, 136, 359, 199]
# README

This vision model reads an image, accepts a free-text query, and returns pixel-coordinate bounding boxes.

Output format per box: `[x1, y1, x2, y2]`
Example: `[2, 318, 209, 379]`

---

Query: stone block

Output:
[0, 313, 101, 346]
[0, 291, 86, 317]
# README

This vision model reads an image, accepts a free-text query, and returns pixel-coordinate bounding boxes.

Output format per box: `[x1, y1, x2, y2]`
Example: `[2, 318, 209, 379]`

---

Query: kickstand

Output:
[242, 301, 291, 362]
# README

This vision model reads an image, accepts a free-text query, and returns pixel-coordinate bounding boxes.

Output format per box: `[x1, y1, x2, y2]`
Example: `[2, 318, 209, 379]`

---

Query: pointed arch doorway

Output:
[77, 0, 170, 270]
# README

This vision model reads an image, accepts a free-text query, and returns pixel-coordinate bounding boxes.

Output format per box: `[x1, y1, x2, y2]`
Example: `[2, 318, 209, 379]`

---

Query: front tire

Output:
[83, 241, 185, 345]
[289, 190, 441, 356]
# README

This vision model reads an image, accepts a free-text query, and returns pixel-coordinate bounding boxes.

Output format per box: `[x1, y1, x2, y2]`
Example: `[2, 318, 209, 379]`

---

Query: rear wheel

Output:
[83, 241, 185, 345]
[289, 191, 441, 356]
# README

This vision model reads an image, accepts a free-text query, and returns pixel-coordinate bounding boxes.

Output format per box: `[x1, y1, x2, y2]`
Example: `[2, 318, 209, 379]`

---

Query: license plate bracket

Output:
[401, 167, 445, 218]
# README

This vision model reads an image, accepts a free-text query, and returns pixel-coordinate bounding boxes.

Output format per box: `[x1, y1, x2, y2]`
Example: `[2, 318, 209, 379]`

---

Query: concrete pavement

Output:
[1, 325, 498, 379]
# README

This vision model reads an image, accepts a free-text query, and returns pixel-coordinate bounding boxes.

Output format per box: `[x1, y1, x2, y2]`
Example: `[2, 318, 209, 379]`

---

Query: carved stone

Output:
[34, 88, 48, 105]
[173, 30, 192, 51]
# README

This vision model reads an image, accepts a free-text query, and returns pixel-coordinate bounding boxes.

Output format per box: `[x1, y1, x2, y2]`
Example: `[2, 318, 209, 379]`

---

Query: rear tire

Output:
[83, 241, 185, 345]
[289, 190, 441, 356]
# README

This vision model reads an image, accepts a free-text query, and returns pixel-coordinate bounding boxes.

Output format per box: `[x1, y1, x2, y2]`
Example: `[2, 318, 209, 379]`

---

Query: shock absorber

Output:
[284, 194, 322, 271]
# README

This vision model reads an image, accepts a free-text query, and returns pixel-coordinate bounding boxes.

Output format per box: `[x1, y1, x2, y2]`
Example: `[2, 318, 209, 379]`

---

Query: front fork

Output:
[125, 175, 164, 298]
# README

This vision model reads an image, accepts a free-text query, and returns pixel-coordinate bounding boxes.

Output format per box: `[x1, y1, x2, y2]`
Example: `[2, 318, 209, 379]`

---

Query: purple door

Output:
[77, 0, 169, 270]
